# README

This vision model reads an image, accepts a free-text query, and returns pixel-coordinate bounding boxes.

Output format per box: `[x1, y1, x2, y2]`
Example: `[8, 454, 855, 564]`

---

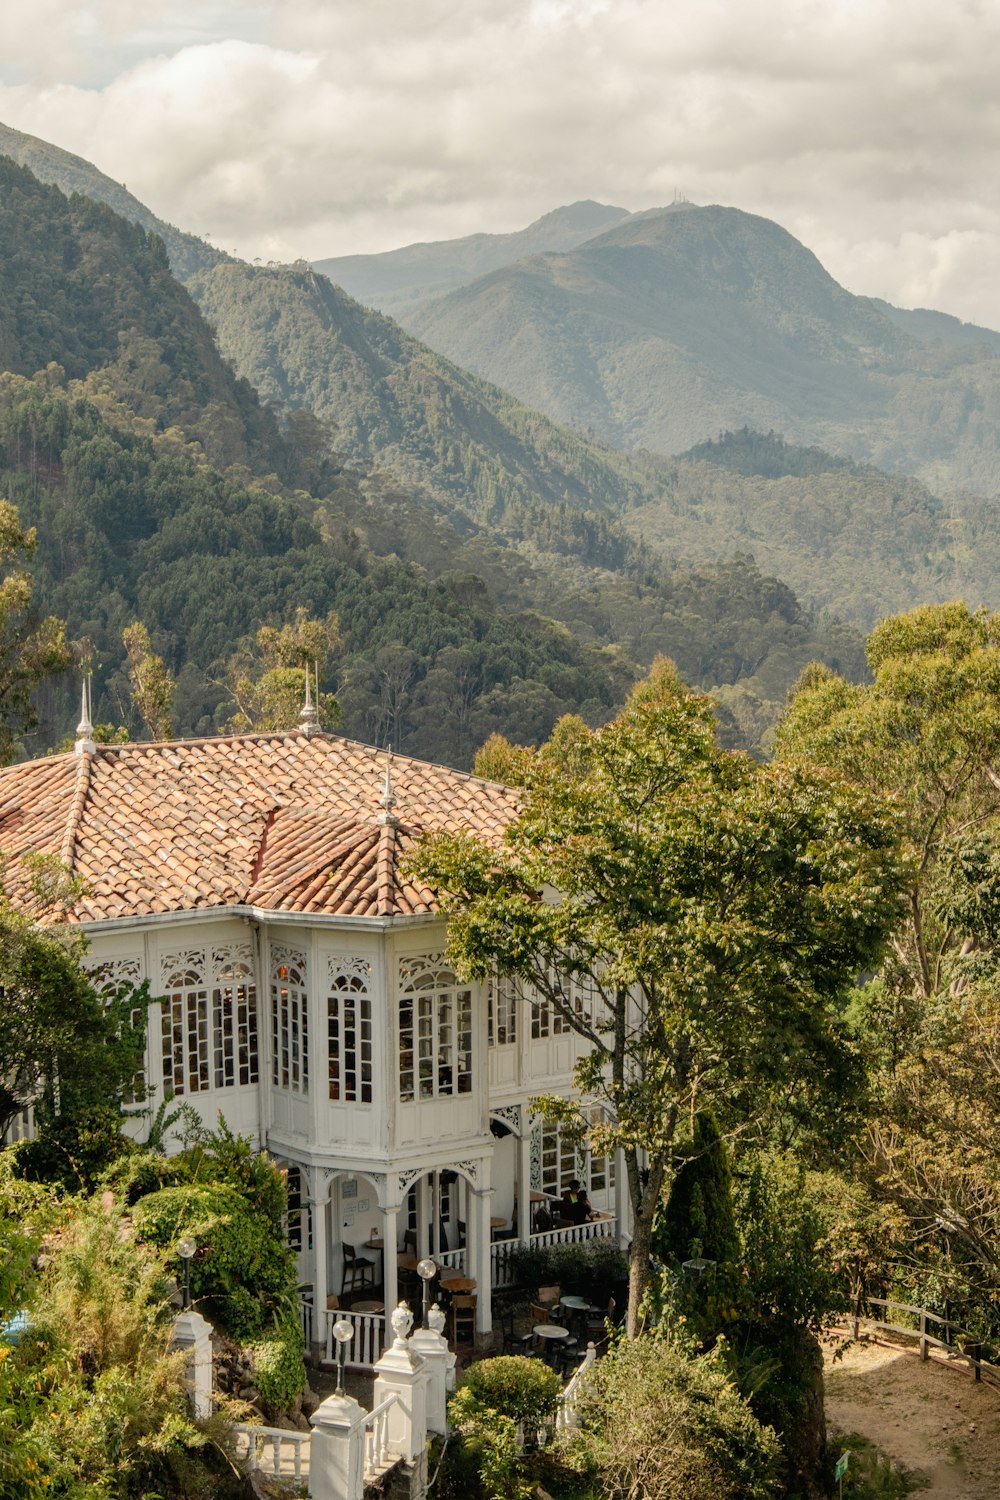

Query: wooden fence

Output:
[852, 1296, 1000, 1391]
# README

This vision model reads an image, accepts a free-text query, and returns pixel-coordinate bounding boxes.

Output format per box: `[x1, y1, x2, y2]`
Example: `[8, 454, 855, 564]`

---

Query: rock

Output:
[301, 1384, 321, 1415]
[238, 1385, 260, 1403]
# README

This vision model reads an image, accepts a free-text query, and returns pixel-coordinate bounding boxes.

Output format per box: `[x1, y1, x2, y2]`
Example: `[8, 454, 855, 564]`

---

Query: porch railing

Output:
[491, 1216, 617, 1288]
[297, 1282, 314, 1345]
[437, 1246, 467, 1273]
[321, 1306, 387, 1370]
[232, 1424, 310, 1483]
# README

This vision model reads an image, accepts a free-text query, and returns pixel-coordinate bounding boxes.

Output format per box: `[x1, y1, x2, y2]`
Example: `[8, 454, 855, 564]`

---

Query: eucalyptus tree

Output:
[410, 660, 905, 1333]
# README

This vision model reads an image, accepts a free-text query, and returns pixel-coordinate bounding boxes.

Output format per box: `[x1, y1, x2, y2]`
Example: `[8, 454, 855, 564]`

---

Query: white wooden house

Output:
[0, 705, 627, 1340]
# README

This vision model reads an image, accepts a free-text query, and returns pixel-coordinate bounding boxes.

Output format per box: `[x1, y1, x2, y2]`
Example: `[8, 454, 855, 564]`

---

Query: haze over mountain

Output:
[10, 120, 1000, 757]
[313, 200, 631, 322]
[0, 140, 875, 762]
[392, 203, 1000, 496]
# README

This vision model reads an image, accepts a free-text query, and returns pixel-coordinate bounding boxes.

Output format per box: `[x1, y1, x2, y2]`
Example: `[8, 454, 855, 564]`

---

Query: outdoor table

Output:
[397, 1253, 420, 1273]
[440, 1273, 476, 1293]
[351, 1300, 384, 1314]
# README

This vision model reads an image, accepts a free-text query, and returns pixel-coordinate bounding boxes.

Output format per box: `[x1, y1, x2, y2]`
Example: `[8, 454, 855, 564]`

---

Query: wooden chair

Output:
[499, 1303, 535, 1356]
[530, 1283, 561, 1325]
[402, 1229, 418, 1255]
[340, 1242, 375, 1295]
[450, 1293, 477, 1345]
[584, 1296, 616, 1347]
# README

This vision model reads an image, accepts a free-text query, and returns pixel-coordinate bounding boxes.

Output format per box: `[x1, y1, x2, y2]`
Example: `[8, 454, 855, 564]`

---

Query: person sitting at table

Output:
[565, 1181, 591, 1225]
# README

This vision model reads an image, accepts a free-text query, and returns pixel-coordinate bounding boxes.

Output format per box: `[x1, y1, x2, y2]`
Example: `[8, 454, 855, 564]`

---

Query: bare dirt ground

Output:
[823, 1334, 1000, 1497]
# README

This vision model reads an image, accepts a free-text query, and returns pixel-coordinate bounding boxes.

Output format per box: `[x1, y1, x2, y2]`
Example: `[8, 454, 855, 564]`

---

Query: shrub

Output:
[507, 1238, 627, 1299]
[577, 1332, 781, 1500]
[130, 1183, 297, 1341]
[462, 1354, 562, 1429]
[249, 1316, 306, 1417]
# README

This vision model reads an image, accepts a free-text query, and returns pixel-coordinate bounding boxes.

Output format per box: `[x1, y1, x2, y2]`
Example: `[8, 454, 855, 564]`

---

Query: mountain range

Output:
[4, 119, 1000, 762]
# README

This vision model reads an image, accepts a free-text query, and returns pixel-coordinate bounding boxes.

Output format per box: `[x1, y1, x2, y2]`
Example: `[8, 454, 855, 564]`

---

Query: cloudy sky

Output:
[1, 0, 999, 326]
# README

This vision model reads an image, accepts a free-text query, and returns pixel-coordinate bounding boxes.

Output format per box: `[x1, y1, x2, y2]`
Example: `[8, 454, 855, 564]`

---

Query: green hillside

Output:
[0, 155, 863, 761]
[185, 257, 672, 536]
[0, 156, 276, 472]
[313, 199, 631, 320]
[405, 203, 1000, 495]
[624, 430, 1000, 630]
[0, 120, 225, 281]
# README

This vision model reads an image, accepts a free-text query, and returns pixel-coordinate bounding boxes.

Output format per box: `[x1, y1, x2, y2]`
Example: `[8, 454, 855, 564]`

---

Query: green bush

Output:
[577, 1332, 782, 1500]
[130, 1183, 297, 1341]
[507, 1238, 627, 1299]
[249, 1316, 306, 1417]
[462, 1355, 562, 1429]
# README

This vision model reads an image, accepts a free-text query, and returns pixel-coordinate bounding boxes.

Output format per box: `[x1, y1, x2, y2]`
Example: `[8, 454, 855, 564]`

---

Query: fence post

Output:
[171, 1308, 213, 1420]
[309, 1392, 367, 1500]
[372, 1303, 429, 1463]
[409, 1304, 450, 1435]
[919, 1309, 928, 1361]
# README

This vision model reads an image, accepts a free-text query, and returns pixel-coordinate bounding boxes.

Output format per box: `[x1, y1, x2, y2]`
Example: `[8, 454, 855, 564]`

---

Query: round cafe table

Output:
[439, 1273, 476, 1293]
[351, 1300, 384, 1314]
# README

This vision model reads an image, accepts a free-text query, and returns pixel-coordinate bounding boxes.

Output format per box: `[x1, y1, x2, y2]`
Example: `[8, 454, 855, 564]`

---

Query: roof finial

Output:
[75, 673, 95, 756]
[377, 745, 399, 826]
[299, 662, 320, 736]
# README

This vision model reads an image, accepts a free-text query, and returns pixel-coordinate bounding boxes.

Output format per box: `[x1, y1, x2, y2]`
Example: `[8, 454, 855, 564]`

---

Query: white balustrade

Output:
[436, 1246, 467, 1273]
[556, 1342, 598, 1432]
[363, 1393, 400, 1479]
[232, 1424, 310, 1482]
[529, 1216, 616, 1252]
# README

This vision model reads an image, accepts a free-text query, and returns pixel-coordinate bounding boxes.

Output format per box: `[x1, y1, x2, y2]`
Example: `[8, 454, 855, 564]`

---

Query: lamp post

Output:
[333, 1317, 354, 1396]
[177, 1236, 196, 1310]
[417, 1258, 437, 1328]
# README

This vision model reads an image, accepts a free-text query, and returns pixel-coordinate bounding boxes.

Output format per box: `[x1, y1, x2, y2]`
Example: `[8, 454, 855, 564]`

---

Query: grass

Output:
[831, 1433, 928, 1497]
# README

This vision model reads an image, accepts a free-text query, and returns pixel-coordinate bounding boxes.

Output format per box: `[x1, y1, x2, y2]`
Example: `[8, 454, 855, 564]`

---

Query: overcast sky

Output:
[1, 0, 999, 327]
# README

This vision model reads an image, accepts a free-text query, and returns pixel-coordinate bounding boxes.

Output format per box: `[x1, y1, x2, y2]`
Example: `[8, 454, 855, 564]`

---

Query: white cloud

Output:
[1, 0, 1000, 325]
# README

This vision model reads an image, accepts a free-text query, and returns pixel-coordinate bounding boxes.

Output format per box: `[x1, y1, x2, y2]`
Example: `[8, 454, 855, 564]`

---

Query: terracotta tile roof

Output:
[0, 732, 518, 925]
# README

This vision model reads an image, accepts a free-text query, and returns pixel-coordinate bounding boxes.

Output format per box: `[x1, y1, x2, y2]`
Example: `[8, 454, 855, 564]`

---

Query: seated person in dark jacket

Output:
[565, 1180, 592, 1224]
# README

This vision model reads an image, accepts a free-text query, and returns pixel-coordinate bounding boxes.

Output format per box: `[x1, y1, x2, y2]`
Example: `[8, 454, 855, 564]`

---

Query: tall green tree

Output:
[123, 621, 176, 741]
[776, 602, 1000, 1331]
[222, 608, 341, 733]
[410, 660, 905, 1333]
[0, 906, 146, 1143]
[0, 499, 70, 762]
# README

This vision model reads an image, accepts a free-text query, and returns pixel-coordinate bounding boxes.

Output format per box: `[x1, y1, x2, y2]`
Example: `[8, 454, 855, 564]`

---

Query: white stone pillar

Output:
[472, 1185, 493, 1337]
[171, 1307, 213, 1420]
[517, 1117, 532, 1242]
[372, 1304, 429, 1463]
[308, 1392, 367, 1500]
[409, 1305, 449, 1435]
[313, 1187, 329, 1310]
[382, 1203, 399, 1312]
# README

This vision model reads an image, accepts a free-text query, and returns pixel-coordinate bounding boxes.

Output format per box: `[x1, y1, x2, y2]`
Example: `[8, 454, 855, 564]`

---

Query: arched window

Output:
[398, 954, 473, 1102]
[271, 948, 308, 1093]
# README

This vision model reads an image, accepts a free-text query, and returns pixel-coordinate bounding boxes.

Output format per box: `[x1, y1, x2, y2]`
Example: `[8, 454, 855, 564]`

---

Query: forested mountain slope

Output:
[405, 204, 1000, 495]
[313, 199, 632, 321]
[0, 154, 863, 761]
[0, 157, 273, 472]
[626, 430, 1000, 630]
[0, 120, 225, 281]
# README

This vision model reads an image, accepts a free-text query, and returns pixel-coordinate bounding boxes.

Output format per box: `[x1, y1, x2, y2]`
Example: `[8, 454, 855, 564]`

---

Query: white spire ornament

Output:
[377, 746, 400, 827]
[75, 675, 95, 755]
[298, 662, 321, 736]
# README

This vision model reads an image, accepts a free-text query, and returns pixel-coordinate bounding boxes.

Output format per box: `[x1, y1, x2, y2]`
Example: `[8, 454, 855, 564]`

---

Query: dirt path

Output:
[823, 1335, 1000, 1497]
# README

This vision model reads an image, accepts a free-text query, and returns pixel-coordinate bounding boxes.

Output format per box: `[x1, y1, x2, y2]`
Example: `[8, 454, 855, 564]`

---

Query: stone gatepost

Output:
[309, 1392, 367, 1500]
[171, 1308, 213, 1419]
[408, 1303, 450, 1435]
[372, 1302, 430, 1463]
